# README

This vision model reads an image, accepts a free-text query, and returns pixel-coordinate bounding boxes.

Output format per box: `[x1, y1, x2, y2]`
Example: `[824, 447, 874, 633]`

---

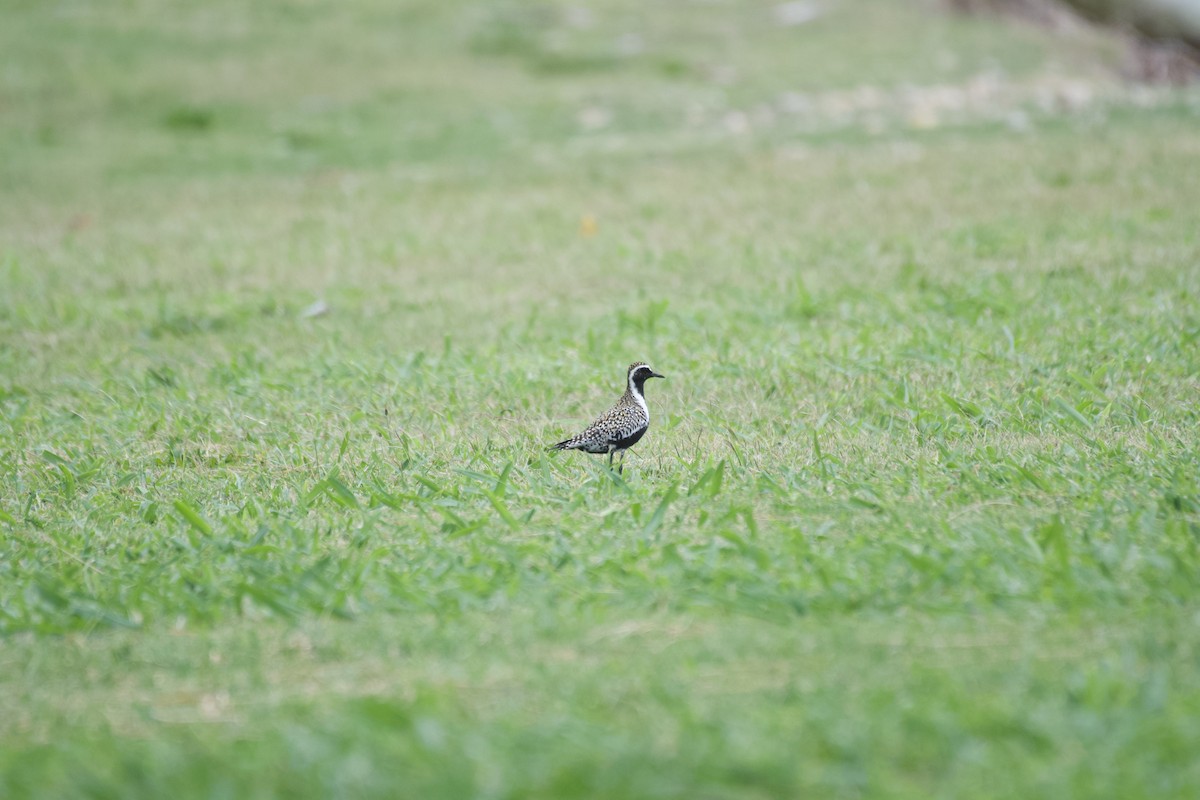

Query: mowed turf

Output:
[2, 0, 1199, 797]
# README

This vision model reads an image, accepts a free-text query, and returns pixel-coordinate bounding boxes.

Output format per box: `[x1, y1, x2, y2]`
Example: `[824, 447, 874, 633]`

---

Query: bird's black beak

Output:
[651, 371, 665, 380]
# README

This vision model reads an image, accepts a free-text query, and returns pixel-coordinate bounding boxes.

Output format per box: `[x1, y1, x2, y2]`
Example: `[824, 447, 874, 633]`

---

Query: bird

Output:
[549, 362, 665, 473]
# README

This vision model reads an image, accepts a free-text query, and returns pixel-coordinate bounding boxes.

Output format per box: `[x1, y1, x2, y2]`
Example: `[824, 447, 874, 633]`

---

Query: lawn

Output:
[2, 0, 1199, 797]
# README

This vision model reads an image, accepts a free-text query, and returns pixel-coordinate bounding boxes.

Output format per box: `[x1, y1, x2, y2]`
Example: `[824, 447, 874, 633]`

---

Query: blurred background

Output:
[5, 0, 1197, 333]
[4, 0, 1197, 200]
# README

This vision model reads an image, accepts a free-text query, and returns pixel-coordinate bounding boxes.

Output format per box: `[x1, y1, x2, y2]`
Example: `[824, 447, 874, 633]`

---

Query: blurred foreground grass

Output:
[2, 0, 1199, 797]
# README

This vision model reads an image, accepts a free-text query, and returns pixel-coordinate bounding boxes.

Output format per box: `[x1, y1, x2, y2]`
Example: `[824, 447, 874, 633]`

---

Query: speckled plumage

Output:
[550, 362, 665, 472]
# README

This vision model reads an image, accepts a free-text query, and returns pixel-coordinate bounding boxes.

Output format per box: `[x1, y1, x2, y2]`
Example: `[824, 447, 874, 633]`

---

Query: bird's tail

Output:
[548, 439, 575, 452]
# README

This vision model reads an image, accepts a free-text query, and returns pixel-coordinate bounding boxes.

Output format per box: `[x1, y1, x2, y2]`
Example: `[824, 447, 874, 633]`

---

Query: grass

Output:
[2, 0, 1200, 796]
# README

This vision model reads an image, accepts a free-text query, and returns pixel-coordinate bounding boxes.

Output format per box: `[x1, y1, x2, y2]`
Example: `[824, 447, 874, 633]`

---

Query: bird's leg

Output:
[608, 449, 614, 470]
[617, 450, 626, 475]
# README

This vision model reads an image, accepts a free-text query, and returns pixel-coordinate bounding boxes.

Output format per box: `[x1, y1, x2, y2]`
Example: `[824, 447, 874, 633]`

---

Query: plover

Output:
[550, 362, 665, 473]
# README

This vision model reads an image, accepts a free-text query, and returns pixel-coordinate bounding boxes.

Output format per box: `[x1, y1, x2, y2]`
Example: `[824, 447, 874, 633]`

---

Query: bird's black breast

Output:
[611, 425, 647, 451]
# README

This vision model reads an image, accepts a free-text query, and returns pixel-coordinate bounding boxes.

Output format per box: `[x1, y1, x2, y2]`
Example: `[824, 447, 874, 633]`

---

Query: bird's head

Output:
[627, 362, 665, 393]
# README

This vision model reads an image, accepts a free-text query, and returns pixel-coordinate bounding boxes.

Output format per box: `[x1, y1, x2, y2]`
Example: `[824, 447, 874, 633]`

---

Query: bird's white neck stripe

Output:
[629, 377, 649, 419]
